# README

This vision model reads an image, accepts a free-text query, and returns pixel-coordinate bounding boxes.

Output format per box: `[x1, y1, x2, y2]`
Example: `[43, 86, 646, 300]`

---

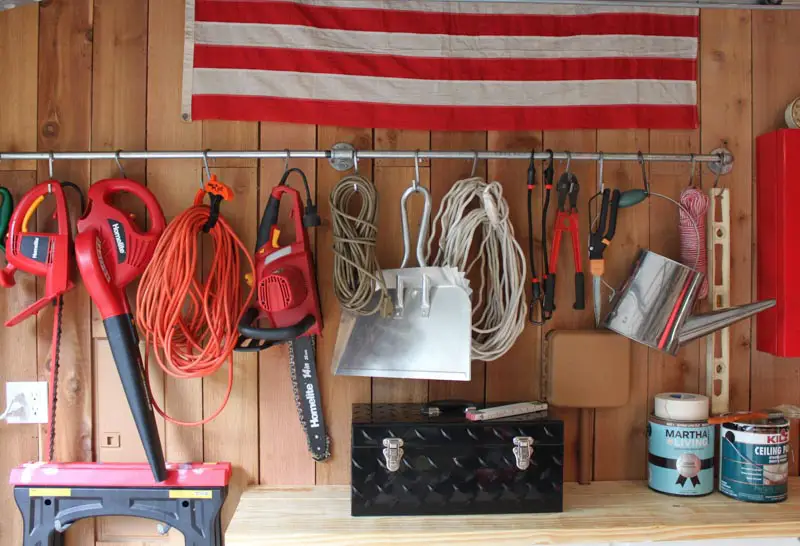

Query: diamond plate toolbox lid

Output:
[352, 403, 564, 448]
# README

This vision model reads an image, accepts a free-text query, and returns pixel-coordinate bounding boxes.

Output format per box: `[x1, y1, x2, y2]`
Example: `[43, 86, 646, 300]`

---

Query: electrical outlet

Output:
[5, 382, 49, 424]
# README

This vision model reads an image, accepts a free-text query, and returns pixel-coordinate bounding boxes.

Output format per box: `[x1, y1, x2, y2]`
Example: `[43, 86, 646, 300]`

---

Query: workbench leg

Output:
[13, 488, 60, 546]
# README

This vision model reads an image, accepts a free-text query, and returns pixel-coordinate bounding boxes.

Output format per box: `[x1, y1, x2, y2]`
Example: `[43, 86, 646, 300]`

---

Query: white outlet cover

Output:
[5, 381, 49, 424]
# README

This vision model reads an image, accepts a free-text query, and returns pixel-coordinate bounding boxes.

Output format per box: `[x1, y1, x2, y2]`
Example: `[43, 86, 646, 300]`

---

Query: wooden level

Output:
[226, 479, 800, 545]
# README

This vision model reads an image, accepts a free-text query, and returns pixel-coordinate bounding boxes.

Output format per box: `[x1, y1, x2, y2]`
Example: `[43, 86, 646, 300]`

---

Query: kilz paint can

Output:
[720, 417, 790, 503]
[648, 416, 715, 497]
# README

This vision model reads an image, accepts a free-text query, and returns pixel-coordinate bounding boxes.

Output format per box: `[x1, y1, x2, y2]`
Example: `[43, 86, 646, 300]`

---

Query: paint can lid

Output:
[722, 416, 789, 431]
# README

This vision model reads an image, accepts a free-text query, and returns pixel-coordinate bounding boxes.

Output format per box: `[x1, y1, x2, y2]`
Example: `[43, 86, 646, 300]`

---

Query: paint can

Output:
[648, 416, 715, 497]
[720, 417, 791, 503]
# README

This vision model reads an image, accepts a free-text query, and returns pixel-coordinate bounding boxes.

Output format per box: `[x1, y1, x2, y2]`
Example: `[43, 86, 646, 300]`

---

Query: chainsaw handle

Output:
[256, 185, 305, 252]
[84, 178, 166, 234]
[236, 308, 316, 351]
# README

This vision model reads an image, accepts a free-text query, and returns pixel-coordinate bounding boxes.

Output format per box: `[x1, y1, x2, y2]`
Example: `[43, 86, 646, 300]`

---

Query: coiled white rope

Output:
[426, 177, 527, 362]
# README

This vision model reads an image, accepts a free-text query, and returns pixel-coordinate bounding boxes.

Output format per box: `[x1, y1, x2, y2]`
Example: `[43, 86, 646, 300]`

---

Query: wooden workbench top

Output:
[225, 479, 800, 545]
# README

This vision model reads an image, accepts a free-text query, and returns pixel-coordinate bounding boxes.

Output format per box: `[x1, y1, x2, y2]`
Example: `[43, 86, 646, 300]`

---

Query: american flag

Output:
[182, 1, 699, 131]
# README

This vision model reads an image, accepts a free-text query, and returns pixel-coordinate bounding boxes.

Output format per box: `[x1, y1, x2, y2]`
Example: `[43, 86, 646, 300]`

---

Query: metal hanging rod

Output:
[447, 0, 799, 9]
[0, 147, 732, 163]
[0, 146, 734, 176]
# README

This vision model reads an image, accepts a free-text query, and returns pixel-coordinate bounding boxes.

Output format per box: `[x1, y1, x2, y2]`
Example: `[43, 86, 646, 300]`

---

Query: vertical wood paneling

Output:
[485, 131, 543, 403]
[592, 130, 650, 481]
[315, 126, 373, 485]
[202, 166, 259, 530]
[37, 2, 95, 544]
[428, 131, 487, 404]
[0, 5, 38, 171]
[199, 121, 260, 511]
[90, 0, 148, 337]
[0, 172, 39, 546]
[700, 9, 753, 412]
[647, 130, 702, 406]
[371, 128, 431, 405]
[540, 130, 596, 482]
[91, 0, 147, 182]
[258, 123, 318, 485]
[751, 10, 800, 475]
[146, 0, 203, 463]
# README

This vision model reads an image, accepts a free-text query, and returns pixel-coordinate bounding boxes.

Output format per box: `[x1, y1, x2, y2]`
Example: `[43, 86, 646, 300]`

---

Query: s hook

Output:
[412, 150, 422, 191]
[638, 151, 650, 195]
[115, 150, 127, 179]
[202, 150, 212, 187]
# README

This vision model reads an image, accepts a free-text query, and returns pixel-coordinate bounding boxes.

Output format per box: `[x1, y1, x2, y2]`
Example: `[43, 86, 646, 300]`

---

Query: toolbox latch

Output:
[382, 438, 404, 472]
[513, 436, 534, 470]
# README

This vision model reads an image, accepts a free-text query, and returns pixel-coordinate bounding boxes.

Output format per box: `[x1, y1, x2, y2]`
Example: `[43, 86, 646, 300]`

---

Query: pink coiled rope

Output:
[679, 187, 709, 299]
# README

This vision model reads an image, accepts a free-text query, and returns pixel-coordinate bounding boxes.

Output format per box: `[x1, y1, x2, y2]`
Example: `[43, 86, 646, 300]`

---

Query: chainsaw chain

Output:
[48, 295, 64, 462]
[288, 336, 331, 461]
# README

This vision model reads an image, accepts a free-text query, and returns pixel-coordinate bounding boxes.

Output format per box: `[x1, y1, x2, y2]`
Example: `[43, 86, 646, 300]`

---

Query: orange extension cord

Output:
[136, 203, 255, 426]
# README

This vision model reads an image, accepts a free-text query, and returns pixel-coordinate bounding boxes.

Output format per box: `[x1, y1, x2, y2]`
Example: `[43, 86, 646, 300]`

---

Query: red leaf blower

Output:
[75, 178, 168, 481]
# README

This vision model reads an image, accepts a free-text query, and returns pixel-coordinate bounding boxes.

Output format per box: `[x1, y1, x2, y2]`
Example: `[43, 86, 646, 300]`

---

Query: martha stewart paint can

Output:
[648, 416, 715, 497]
[720, 417, 791, 503]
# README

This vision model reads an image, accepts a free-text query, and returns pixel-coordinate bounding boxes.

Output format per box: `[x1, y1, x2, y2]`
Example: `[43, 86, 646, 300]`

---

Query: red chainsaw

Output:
[236, 167, 329, 461]
[0, 179, 84, 462]
[0, 180, 83, 326]
[75, 178, 168, 481]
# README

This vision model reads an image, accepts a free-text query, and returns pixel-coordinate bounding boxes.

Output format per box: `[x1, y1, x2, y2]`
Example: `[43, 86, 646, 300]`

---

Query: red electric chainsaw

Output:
[0, 181, 82, 326]
[236, 167, 329, 461]
[0, 180, 84, 462]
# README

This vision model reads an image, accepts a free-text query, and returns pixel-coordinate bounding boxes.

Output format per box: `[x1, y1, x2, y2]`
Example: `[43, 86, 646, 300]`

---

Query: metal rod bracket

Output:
[708, 147, 734, 177]
[329, 143, 355, 172]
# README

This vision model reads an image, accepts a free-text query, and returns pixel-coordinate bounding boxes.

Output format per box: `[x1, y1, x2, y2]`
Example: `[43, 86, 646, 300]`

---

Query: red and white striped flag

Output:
[182, 1, 699, 131]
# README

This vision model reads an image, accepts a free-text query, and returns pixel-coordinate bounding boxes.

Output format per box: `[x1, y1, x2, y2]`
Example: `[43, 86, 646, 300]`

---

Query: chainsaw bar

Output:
[288, 335, 330, 461]
[48, 295, 64, 462]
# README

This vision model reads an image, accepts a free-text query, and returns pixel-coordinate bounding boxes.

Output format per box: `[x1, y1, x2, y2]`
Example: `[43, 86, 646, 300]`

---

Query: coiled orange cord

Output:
[136, 203, 255, 426]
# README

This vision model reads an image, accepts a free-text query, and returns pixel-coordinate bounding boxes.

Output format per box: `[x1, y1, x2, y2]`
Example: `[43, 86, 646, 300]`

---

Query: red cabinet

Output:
[756, 129, 800, 357]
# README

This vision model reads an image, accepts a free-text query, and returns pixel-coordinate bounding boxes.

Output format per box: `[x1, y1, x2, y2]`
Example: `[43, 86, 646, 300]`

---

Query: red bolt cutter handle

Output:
[544, 211, 585, 313]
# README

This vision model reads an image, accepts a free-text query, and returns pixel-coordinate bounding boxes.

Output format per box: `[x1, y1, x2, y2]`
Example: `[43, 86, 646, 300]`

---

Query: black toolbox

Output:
[351, 403, 564, 516]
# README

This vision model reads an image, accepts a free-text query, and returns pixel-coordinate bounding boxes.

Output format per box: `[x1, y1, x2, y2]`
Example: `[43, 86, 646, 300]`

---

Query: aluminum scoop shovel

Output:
[332, 181, 472, 381]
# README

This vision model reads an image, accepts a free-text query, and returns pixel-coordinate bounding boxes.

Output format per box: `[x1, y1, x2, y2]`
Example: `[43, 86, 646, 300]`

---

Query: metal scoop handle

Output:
[400, 184, 431, 268]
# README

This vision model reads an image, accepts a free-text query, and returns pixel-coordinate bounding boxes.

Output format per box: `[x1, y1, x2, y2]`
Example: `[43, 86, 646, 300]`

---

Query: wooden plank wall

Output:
[0, 2, 798, 544]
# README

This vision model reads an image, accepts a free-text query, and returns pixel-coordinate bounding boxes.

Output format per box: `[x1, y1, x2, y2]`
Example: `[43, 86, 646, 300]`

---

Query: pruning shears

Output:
[589, 188, 621, 327]
[0, 187, 13, 253]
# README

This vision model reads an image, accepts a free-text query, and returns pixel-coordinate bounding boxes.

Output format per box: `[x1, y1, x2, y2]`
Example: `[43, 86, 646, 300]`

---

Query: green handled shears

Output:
[0, 187, 13, 253]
